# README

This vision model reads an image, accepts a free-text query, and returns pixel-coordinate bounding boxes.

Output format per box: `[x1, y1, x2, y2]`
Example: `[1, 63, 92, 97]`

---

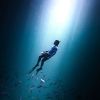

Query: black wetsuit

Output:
[29, 46, 58, 74]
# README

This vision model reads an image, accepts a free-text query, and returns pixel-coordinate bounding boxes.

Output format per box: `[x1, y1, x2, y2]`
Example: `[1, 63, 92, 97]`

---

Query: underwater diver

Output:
[29, 40, 60, 75]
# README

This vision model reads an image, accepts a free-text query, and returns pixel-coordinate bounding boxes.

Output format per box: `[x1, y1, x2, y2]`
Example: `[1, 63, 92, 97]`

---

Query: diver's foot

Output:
[36, 68, 42, 75]
[29, 64, 39, 74]
[28, 68, 35, 74]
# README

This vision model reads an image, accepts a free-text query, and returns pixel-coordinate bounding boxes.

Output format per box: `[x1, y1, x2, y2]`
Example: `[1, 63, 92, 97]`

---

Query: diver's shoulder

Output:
[54, 46, 58, 49]
[52, 45, 58, 49]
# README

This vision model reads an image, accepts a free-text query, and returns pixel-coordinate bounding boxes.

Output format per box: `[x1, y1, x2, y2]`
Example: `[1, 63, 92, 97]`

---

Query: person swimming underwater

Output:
[29, 40, 60, 75]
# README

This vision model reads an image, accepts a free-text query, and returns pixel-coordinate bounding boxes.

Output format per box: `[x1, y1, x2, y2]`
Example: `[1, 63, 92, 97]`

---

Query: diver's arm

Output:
[52, 52, 56, 56]
[48, 52, 56, 59]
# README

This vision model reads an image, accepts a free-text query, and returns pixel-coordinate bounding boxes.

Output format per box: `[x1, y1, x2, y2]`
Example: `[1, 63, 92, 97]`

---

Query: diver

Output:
[29, 40, 60, 75]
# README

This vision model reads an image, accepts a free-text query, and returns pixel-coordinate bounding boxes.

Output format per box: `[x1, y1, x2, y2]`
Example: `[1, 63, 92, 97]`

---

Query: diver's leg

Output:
[29, 55, 43, 74]
[36, 57, 47, 74]
[36, 55, 43, 66]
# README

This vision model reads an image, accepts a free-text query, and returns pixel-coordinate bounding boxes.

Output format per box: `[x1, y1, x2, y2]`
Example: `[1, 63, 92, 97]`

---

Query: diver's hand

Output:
[41, 51, 48, 54]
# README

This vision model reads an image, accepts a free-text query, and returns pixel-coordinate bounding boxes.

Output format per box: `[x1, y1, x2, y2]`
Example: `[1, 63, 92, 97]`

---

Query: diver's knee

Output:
[42, 58, 47, 62]
[40, 67, 42, 70]
[39, 55, 42, 58]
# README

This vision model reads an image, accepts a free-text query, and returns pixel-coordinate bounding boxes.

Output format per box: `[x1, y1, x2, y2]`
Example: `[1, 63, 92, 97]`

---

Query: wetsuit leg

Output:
[29, 55, 44, 74]
[36, 55, 43, 66]
[36, 57, 48, 74]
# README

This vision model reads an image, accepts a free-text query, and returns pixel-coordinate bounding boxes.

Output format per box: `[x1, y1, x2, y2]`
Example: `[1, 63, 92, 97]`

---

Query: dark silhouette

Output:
[29, 40, 60, 75]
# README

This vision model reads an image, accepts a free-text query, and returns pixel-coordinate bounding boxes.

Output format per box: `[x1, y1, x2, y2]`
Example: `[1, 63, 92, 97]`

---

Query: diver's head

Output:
[54, 40, 60, 46]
